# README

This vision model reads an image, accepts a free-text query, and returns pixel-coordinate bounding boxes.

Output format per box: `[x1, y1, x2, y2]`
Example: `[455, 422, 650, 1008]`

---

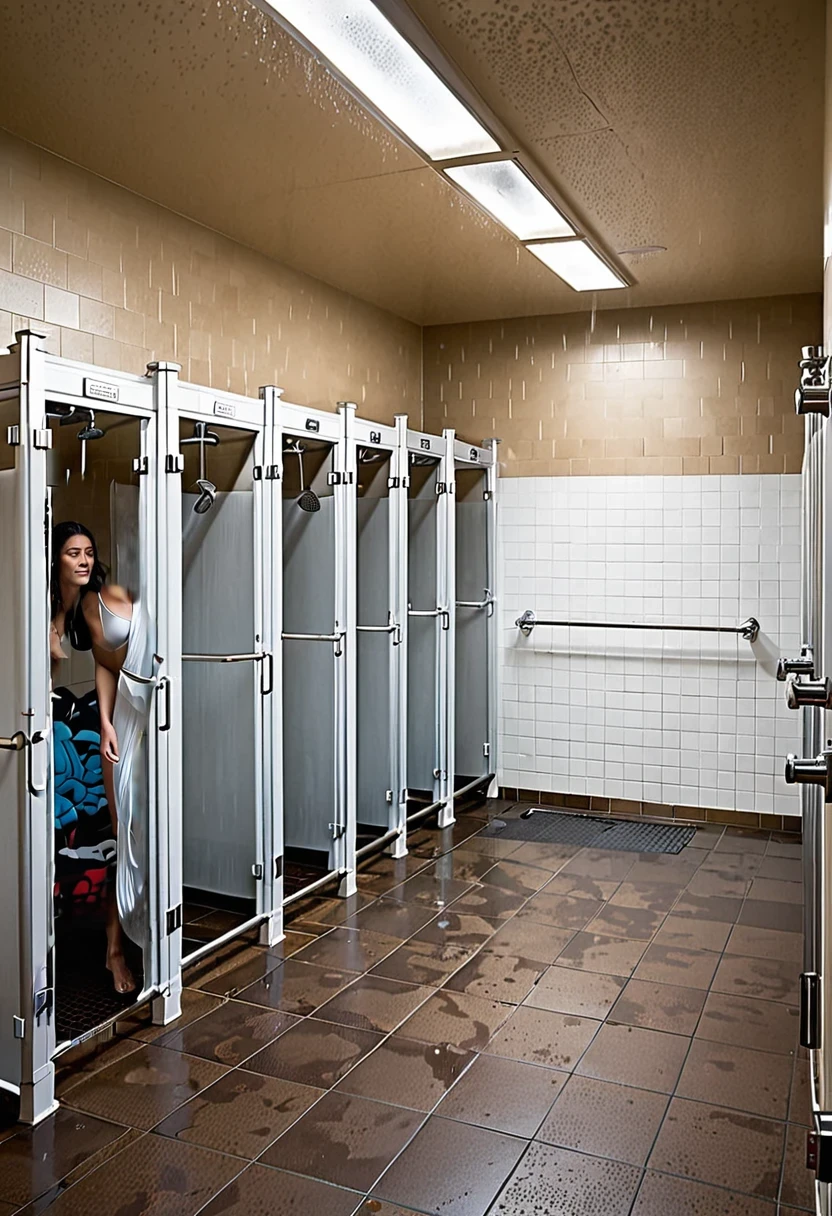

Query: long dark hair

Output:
[50, 521, 108, 651]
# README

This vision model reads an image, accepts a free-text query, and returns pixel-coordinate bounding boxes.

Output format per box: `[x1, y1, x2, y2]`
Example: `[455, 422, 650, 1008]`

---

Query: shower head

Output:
[59, 407, 104, 439]
[193, 479, 216, 514]
[292, 443, 321, 513]
[77, 411, 105, 441]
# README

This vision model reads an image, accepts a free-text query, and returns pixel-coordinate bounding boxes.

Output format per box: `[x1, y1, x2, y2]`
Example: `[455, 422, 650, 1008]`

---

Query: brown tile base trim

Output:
[498, 787, 801, 835]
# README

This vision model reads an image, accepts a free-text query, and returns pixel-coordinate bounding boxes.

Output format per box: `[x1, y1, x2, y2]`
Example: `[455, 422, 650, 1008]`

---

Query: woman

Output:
[50, 521, 136, 995]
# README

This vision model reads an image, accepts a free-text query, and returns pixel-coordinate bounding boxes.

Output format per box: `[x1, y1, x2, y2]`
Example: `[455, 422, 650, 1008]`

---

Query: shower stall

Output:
[0, 331, 177, 1123]
[351, 410, 409, 860]
[277, 396, 356, 903]
[452, 438, 499, 806]
[171, 379, 281, 967]
[0, 336, 499, 1122]
[405, 426, 456, 828]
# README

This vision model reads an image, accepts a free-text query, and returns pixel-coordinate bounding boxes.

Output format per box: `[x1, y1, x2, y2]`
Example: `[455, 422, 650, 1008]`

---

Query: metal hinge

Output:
[252, 863, 264, 880]
[483, 742, 490, 758]
[6, 425, 20, 446]
[801, 972, 821, 1049]
[166, 905, 182, 935]
[435, 482, 447, 495]
[253, 465, 281, 481]
[329, 821, 347, 839]
[165, 454, 185, 474]
[387, 476, 400, 489]
[327, 471, 354, 486]
[433, 768, 446, 780]
[274, 855, 283, 879]
[33, 429, 52, 450]
[132, 456, 149, 475]
[34, 988, 53, 1023]
[385, 789, 393, 804]
[12, 1015, 24, 1039]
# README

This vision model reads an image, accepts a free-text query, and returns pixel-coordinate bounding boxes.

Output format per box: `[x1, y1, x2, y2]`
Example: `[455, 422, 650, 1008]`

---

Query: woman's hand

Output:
[100, 720, 120, 765]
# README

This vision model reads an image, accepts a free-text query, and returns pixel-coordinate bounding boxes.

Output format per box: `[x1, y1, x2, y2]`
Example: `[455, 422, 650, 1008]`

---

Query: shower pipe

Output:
[515, 610, 760, 642]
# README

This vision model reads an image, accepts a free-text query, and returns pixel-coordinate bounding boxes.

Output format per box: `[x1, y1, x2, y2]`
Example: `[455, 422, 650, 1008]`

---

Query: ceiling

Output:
[0, 0, 824, 325]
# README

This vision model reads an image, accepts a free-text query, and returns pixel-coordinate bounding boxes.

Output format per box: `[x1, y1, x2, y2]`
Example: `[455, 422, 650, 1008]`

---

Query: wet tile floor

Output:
[0, 801, 811, 1215]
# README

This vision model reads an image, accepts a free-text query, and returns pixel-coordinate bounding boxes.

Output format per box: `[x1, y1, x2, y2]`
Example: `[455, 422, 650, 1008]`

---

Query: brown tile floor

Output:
[0, 803, 810, 1215]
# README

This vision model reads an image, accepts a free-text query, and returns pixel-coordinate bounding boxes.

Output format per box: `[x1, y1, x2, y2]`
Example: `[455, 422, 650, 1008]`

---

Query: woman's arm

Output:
[95, 660, 120, 763]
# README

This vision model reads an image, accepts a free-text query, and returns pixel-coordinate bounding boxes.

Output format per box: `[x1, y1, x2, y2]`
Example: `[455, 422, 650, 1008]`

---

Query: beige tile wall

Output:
[423, 295, 822, 475]
[0, 131, 421, 421]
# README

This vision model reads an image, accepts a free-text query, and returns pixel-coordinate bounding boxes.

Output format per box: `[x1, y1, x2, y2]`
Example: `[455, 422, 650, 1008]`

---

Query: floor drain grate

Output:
[482, 810, 695, 854]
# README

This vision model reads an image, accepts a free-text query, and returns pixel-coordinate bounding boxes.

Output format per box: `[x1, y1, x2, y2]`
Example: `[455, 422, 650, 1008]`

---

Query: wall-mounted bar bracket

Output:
[777, 645, 814, 681]
[795, 345, 832, 416]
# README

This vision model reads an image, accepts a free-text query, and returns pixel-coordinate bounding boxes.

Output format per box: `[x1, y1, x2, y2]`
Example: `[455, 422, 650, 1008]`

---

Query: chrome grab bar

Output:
[182, 652, 266, 663]
[408, 605, 450, 631]
[357, 624, 403, 645]
[282, 630, 345, 657]
[357, 614, 402, 645]
[456, 587, 494, 615]
[515, 609, 760, 643]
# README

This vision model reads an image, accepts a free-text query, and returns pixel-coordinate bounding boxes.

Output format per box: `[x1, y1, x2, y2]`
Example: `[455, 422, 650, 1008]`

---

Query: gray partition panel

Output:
[282, 498, 337, 855]
[407, 498, 438, 791]
[181, 491, 257, 897]
[455, 501, 489, 780]
[182, 662, 257, 898]
[357, 499, 391, 826]
[0, 458, 22, 1088]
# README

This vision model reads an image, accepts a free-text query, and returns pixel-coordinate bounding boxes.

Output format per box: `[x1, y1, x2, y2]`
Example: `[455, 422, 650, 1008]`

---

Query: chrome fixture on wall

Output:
[795, 345, 831, 416]
[515, 609, 760, 642]
[777, 644, 815, 681]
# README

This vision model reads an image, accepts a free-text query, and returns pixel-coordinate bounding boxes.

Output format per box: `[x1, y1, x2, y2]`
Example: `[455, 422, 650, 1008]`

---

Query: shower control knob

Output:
[777, 647, 815, 681]
[785, 751, 832, 800]
[795, 346, 831, 416]
[785, 675, 832, 710]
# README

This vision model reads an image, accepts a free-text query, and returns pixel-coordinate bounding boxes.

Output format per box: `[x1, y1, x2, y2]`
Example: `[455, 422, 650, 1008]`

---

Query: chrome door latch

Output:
[785, 673, 832, 709]
[795, 345, 832, 416]
[785, 748, 832, 799]
[777, 644, 814, 681]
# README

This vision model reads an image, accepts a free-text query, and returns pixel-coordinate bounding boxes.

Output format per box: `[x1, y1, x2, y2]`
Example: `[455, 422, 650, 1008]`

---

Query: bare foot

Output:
[106, 951, 136, 996]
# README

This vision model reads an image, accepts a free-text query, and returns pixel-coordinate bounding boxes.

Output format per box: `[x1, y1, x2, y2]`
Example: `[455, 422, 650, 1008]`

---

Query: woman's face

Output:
[59, 535, 94, 590]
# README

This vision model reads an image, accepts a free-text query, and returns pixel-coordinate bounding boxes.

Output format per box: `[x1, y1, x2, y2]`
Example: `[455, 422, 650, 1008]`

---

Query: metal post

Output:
[16, 330, 57, 1125]
[391, 415, 410, 857]
[437, 428, 456, 829]
[484, 438, 500, 798]
[260, 386, 285, 947]
[336, 402, 358, 897]
[148, 361, 183, 1027]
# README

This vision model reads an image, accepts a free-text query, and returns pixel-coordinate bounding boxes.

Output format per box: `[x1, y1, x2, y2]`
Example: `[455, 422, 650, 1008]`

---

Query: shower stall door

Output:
[278, 400, 356, 902]
[0, 332, 170, 1123]
[173, 381, 278, 966]
[406, 427, 455, 829]
[783, 348, 829, 1213]
[453, 439, 498, 805]
[350, 411, 408, 861]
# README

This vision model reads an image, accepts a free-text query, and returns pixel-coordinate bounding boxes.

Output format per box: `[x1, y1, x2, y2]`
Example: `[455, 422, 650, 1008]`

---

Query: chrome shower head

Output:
[193, 479, 216, 514]
[293, 443, 321, 513]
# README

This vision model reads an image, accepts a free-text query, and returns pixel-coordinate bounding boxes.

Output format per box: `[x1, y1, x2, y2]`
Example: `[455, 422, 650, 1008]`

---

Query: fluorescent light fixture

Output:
[528, 239, 627, 291]
[444, 160, 574, 240]
[265, 0, 500, 161]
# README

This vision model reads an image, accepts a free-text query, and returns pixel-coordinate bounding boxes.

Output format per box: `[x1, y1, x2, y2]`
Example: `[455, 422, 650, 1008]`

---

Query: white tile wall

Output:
[498, 475, 802, 817]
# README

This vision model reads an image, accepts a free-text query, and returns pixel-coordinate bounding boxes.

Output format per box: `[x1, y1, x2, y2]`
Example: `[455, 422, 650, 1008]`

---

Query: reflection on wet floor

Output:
[0, 800, 810, 1215]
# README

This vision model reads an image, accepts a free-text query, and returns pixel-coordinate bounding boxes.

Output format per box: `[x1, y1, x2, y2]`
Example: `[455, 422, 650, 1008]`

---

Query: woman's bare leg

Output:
[102, 755, 135, 994]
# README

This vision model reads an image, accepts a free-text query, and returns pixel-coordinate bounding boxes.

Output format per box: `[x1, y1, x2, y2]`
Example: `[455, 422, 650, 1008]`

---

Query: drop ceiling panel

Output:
[0, 0, 823, 324]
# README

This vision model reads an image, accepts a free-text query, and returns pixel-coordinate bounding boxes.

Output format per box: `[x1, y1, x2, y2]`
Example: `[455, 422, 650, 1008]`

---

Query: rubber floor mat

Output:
[482, 809, 695, 854]
[56, 924, 144, 1043]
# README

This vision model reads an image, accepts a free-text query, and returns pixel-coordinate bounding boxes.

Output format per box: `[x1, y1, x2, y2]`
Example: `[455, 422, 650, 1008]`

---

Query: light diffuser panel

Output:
[445, 161, 574, 240]
[528, 239, 626, 291]
[265, 0, 499, 160]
